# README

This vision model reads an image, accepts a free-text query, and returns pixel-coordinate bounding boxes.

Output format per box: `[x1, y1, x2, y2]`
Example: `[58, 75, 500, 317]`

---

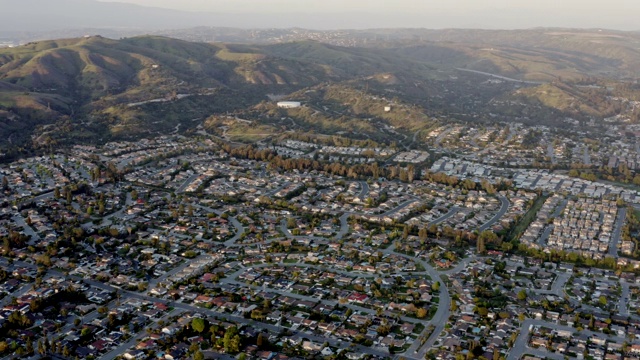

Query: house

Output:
[347, 293, 369, 304]
[400, 323, 415, 334]
[124, 350, 146, 360]
[302, 341, 322, 352]
[321, 347, 334, 356]
[530, 337, 547, 348]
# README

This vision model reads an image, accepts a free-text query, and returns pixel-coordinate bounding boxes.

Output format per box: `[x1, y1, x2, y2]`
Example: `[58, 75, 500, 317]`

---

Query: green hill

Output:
[0, 36, 447, 154]
[0, 36, 352, 152]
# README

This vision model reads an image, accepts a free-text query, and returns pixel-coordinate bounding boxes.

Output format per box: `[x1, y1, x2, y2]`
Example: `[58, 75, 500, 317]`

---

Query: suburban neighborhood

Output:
[1, 135, 640, 360]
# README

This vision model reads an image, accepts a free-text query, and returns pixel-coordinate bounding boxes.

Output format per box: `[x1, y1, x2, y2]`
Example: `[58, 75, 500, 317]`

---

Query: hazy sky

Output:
[2, 0, 638, 33]
[103, 0, 635, 14]
[94, 0, 640, 30]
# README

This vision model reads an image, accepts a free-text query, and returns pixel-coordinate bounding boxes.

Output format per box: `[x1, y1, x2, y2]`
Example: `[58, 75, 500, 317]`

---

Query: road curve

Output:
[479, 195, 510, 232]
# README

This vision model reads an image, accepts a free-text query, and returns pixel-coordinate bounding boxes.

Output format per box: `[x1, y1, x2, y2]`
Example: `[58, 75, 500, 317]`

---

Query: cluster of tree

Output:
[521, 130, 543, 149]
[473, 281, 509, 310]
[476, 230, 501, 254]
[517, 243, 619, 269]
[34, 337, 73, 357]
[567, 169, 598, 182]
[226, 145, 515, 194]
[622, 207, 640, 259]
[277, 132, 383, 149]
[1, 231, 30, 255]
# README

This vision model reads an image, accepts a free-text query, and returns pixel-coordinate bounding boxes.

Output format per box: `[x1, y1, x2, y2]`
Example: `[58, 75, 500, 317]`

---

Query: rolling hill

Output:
[0, 36, 359, 152]
[0, 35, 453, 155]
[2, 31, 640, 159]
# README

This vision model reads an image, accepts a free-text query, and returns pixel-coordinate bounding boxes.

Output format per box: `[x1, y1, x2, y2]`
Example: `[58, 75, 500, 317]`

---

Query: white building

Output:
[277, 101, 302, 109]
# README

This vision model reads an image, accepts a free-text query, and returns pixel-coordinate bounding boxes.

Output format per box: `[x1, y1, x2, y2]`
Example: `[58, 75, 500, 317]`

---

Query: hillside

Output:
[2, 32, 640, 159]
[203, 83, 439, 146]
[0, 35, 465, 155]
[162, 27, 640, 82]
[261, 41, 435, 80]
[0, 36, 353, 152]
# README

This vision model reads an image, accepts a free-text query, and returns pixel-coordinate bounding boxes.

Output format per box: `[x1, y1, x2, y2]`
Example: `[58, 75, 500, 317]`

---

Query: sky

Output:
[103, 0, 634, 14]
[1, 0, 638, 34]
[94, 0, 640, 30]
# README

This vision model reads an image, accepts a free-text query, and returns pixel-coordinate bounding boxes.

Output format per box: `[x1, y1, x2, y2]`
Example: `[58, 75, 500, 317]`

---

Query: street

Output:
[356, 181, 369, 199]
[428, 206, 459, 226]
[609, 207, 627, 256]
[478, 196, 509, 232]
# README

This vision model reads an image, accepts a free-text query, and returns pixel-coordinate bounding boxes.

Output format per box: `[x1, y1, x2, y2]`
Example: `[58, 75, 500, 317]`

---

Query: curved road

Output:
[356, 181, 370, 199]
[428, 206, 460, 226]
[479, 196, 510, 232]
[378, 246, 451, 358]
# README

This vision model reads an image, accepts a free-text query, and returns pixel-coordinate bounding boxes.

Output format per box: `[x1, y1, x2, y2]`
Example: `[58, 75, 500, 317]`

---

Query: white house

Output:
[277, 101, 302, 109]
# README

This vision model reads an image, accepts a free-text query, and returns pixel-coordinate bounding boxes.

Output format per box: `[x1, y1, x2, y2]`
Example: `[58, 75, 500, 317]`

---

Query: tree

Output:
[419, 227, 428, 242]
[477, 236, 486, 255]
[477, 230, 498, 253]
[92, 167, 101, 182]
[598, 295, 607, 307]
[223, 327, 240, 354]
[476, 307, 489, 318]
[37, 340, 45, 355]
[376, 324, 391, 335]
[493, 347, 500, 360]
[432, 281, 441, 292]
[191, 318, 206, 333]
[1, 176, 8, 190]
[257, 333, 267, 348]
[517, 289, 527, 301]
[194, 351, 204, 360]
[416, 308, 428, 319]
[450, 299, 458, 312]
